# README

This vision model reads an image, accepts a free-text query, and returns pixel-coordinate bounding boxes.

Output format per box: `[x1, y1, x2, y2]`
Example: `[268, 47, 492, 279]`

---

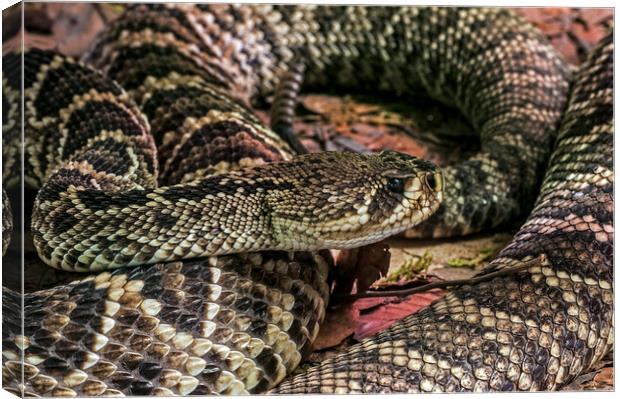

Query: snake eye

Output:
[387, 177, 405, 194]
[425, 173, 438, 191]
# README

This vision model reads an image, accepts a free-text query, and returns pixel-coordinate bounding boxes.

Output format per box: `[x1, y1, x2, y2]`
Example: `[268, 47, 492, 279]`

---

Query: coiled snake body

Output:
[1, 5, 613, 395]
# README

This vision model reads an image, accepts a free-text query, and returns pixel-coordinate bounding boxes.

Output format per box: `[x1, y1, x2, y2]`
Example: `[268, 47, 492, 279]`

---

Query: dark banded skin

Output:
[2, 252, 333, 396]
[273, 31, 613, 393]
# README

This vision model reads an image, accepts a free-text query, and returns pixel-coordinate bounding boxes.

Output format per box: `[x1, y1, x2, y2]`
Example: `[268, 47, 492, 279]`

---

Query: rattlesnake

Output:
[1, 4, 613, 395]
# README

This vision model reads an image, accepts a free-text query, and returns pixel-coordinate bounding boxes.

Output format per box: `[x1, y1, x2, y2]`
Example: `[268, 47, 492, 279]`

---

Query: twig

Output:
[336, 254, 547, 300]
[92, 3, 110, 25]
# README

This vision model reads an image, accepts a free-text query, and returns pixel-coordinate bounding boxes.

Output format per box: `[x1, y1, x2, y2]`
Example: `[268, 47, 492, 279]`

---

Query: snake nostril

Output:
[425, 173, 437, 191]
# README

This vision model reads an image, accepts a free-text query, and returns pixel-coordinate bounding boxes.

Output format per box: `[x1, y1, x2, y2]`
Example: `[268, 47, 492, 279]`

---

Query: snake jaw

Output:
[373, 152, 444, 241]
[373, 169, 443, 242]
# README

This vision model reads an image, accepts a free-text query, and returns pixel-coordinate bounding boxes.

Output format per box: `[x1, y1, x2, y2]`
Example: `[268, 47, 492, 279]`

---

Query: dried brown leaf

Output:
[354, 289, 444, 340]
[333, 242, 391, 296]
[312, 302, 360, 350]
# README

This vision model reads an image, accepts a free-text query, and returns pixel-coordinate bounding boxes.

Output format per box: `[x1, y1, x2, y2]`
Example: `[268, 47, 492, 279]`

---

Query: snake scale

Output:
[1, 4, 613, 396]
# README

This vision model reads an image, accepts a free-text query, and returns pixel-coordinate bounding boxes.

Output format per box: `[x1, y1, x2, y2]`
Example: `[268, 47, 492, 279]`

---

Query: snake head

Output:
[269, 150, 443, 250]
[342, 149, 443, 245]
